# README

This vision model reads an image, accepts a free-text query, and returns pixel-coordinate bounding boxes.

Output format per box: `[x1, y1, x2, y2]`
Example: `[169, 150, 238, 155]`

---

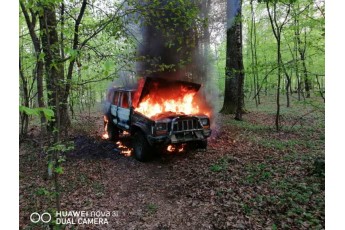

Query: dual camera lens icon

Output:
[30, 212, 52, 223]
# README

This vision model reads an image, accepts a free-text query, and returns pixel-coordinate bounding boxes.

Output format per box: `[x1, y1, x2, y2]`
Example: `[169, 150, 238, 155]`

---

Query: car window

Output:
[113, 91, 120, 105]
[107, 90, 114, 102]
[121, 92, 129, 108]
[130, 91, 135, 106]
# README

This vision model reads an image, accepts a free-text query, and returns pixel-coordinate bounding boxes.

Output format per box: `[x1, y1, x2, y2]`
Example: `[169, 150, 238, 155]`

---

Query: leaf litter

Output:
[19, 112, 324, 229]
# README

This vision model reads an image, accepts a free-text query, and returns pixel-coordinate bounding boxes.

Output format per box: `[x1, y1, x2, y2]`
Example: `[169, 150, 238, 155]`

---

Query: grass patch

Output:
[244, 163, 273, 184]
[242, 203, 252, 215]
[146, 203, 158, 215]
[241, 161, 325, 229]
[92, 182, 105, 197]
[266, 178, 324, 228]
[210, 164, 225, 172]
[226, 119, 270, 132]
[259, 139, 305, 151]
[209, 156, 234, 172]
[35, 187, 50, 196]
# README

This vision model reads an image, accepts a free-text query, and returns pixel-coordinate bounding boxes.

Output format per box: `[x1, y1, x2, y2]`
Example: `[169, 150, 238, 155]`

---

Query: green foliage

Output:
[210, 157, 233, 172]
[245, 163, 272, 184]
[146, 203, 158, 215]
[133, 0, 203, 73]
[210, 164, 224, 172]
[219, 95, 324, 228]
[35, 187, 50, 196]
[103, 60, 114, 76]
[65, 47, 78, 61]
[46, 141, 73, 177]
[19, 106, 55, 121]
[242, 203, 252, 215]
[214, 0, 324, 97]
[19, 106, 38, 116]
[92, 182, 105, 197]
[54, 166, 64, 174]
[47, 141, 74, 153]
[267, 178, 323, 227]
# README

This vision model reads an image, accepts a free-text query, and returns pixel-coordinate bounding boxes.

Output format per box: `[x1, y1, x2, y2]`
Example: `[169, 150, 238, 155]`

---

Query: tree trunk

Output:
[19, 61, 29, 137]
[264, 56, 268, 96]
[235, 56, 245, 120]
[294, 18, 301, 101]
[60, 0, 87, 133]
[201, 0, 211, 84]
[300, 50, 310, 98]
[20, 1, 46, 130]
[281, 60, 291, 108]
[36, 61, 46, 125]
[39, 2, 65, 212]
[221, 0, 245, 115]
[296, 19, 310, 98]
[250, 0, 259, 107]
[315, 74, 325, 102]
[266, 2, 290, 131]
[285, 75, 291, 107]
[39, 3, 64, 134]
[276, 42, 282, 131]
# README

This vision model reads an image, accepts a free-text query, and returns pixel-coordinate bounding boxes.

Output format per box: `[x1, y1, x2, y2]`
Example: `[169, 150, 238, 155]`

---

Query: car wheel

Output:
[133, 131, 152, 162]
[106, 118, 119, 141]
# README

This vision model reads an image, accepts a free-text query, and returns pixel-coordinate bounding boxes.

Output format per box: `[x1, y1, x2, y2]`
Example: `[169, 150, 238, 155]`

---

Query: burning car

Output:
[103, 76, 211, 161]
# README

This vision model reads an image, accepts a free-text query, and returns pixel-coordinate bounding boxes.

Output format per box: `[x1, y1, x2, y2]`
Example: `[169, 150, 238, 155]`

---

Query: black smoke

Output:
[136, 0, 198, 80]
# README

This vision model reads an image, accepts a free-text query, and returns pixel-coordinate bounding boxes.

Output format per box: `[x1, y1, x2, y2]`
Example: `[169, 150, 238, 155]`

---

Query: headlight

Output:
[200, 118, 209, 126]
[155, 122, 167, 131]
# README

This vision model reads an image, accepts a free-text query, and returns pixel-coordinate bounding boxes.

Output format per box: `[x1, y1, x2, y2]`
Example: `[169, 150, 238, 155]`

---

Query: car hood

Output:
[132, 76, 201, 108]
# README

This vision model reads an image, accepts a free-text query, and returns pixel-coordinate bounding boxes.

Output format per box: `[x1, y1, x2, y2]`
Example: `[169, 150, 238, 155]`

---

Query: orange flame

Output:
[102, 116, 109, 139]
[167, 145, 175, 152]
[135, 92, 200, 118]
[123, 131, 130, 135]
[167, 144, 186, 153]
[178, 145, 185, 152]
[116, 141, 133, 157]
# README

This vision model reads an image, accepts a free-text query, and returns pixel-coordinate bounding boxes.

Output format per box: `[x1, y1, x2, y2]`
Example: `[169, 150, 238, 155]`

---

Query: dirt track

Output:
[59, 132, 237, 229]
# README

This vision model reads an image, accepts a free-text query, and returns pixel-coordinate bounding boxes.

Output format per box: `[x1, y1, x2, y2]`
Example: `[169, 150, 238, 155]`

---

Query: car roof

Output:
[108, 87, 137, 92]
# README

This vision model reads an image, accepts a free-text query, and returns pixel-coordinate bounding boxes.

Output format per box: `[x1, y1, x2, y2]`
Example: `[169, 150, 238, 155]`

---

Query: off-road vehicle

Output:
[103, 76, 211, 161]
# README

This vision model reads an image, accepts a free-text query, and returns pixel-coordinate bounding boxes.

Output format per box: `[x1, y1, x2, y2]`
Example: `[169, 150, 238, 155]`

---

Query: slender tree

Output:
[39, 1, 64, 134]
[20, 1, 46, 130]
[249, 0, 260, 106]
[200, 0, 212, 84]
[297, 20, 310, 98]
[19, 60, 30, 137]
[265, 1, 290, 131]
[38, 0, 65, 211]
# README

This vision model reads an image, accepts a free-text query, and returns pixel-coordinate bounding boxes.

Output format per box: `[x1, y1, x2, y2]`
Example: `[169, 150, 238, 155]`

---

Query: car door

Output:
[117, 91, 131, 129]
[110, 91, 120, 124]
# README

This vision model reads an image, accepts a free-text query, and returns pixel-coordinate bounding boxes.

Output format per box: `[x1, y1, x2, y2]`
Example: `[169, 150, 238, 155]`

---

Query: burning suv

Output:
[103, 76, 211, 161]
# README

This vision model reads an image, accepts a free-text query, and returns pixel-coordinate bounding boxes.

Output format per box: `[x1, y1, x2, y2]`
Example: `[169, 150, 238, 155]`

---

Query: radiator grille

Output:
[173, 119, 201, 132]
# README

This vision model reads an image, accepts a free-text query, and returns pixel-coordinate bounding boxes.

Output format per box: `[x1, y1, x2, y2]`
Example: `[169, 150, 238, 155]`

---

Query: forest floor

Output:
[19, 96, 325, 230]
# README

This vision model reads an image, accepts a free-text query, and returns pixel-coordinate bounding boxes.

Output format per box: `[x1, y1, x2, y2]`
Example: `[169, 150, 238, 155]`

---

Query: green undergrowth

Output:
[226, 95, 325, 153]
[213, 95, 324, 228]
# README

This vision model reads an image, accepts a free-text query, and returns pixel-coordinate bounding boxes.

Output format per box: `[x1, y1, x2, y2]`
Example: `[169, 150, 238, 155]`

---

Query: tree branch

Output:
[79, 0, 127, 49]
[266, 1, 279, 40]
[64, 0, 88, 100]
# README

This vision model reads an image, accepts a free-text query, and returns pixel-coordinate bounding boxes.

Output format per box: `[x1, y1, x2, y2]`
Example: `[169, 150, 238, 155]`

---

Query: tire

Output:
[133, 131, 152, 162]
[106, 118, 119, 141]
